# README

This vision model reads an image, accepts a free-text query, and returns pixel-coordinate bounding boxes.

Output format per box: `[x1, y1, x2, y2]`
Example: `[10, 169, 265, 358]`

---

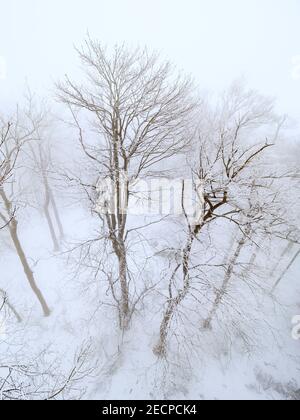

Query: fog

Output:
[1, 0, 300, 118]
[1, 0, 300, 402]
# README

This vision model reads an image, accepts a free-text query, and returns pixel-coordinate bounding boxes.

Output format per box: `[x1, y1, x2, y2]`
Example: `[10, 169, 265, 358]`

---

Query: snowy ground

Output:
[0, 200, 299, 401]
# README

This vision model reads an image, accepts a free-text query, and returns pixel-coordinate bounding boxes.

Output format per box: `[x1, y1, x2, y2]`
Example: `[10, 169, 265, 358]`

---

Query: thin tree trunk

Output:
[30, 143, 63, 247]
[44, 206, 59, 252]
[203, 225, 251, 330]
[42, 175, 60, 252]
[9, 219, 51, 317]
[0, 189, 51, 317]
[49, 189, 65, 240]
[240, 238, 263, 278]
[270, 242, 294, 279]
[223, 227, 240, 265]
[272, 248, 300, 293]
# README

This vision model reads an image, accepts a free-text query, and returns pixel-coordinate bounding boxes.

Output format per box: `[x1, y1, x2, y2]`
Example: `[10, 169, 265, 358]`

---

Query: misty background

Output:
[0, 0, 300, 401]
[1, 0, 300, 119]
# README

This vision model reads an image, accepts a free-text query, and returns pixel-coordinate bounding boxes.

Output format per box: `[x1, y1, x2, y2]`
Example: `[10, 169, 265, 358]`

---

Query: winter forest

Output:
[0, 0, 300, 401]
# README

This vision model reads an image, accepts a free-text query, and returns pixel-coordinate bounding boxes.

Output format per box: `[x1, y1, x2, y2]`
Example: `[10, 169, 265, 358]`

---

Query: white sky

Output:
[1, 0, 300, 120]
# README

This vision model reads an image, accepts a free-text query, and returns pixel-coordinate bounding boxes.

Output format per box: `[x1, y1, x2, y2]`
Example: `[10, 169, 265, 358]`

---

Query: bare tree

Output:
[57, 39, 196, 329]
[0, 111, 51, 317]
[24, 97, 65, 252]
[154, 83, 286, 357]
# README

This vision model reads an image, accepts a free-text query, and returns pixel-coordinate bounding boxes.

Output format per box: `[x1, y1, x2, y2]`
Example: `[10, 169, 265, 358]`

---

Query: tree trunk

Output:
[270, 242, 294, 279]
[8, 219, 51, 317]
[154, 234, 195, 357]
[0, 189, 51, 317]
[44, 205, 59, 252]
[203, 226, 251, 330]
[49, 189, 65, 240]
[272, 248, 300, 293]
[114, 237, 130, 330]
[238, 237, 263, 282]
[153, 300, 177, 358]
[42, 175, 60, 252]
